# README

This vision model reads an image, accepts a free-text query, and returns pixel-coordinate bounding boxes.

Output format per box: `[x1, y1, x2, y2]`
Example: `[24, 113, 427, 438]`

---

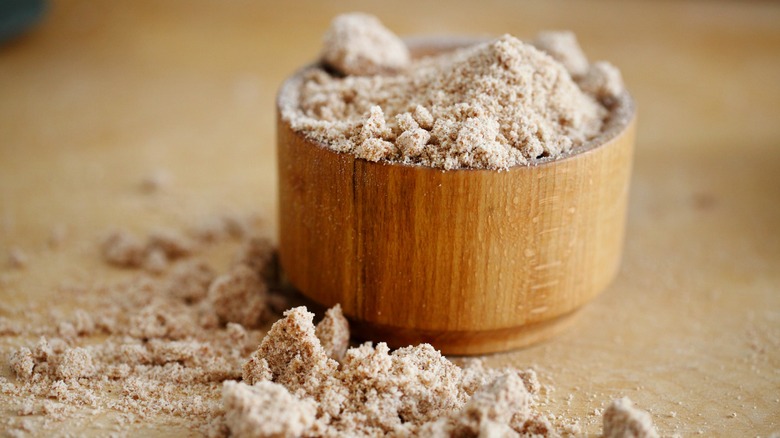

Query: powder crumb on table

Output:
[281, 13, 628, 171]
[101, 228, 197, 271]
[603, 397, 659, 438]
[208, 264, 270, 329]
[101, 229, 146, 268]
[232, 236, 277, 282]
[146, 228, 195, 259]
[2, 214, 663, 437]
[166, 260, 217, 303]
[7, 247, 29, 269]
[139, 169, 173, 193]
[47, 224, 68, 249]
[1, 217, 281, 436]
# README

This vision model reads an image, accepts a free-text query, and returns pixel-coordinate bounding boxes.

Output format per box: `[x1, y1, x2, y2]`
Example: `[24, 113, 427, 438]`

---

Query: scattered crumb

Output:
[101, 230, 145, 268]
[208, 264, 270, 329]
[232, 236, 277, 282]
[47, 224, 68, 249]
[190, 213, 256, 243]
[101, 228, 196, 271]
[55, 347, 96, 380]
[139, 169, 172, 193]
[603, 397, 659, 438]
[9, 347, 34, 379]
[142, 247, 168, 274]
[2, 217, 280, 435]
[7, 247, 28, 269]
[146, 229, 194, 259]
[166, 260, 216, 303]
[320, 13, 410, 76]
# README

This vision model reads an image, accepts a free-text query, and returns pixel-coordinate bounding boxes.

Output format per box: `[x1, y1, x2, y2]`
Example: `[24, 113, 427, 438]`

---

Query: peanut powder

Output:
[226, 306, 554, 437]
[280, 14, 626, 170]
[1, 218, 658, 437]
[1, 220, 280, 436]
[320, 13, 410, 76]
[603, 397, 659, 438]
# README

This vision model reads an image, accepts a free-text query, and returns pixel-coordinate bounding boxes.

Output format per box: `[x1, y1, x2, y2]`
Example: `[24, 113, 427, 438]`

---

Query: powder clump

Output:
[101, 228, 197, 271]
[284, 14, 626, 170]
[55, 347, 96, 380]
[320, 13, 410, 76]
[208, 264, 270, 329]
[603, 397, 659, 438]
[9, 347, 35, 379]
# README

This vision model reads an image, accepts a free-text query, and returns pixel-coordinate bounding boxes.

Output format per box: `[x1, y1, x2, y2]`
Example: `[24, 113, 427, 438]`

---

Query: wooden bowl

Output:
[276, 38, 636, 355]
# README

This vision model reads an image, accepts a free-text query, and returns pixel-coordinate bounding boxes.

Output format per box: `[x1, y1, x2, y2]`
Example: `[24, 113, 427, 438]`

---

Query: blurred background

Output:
[1, 1, 778, 241]
[0, 1, 778, 435]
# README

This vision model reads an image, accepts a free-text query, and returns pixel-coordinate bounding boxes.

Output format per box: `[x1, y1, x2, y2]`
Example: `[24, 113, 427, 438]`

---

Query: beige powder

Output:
[314, 303, 349, 361]
[222, 381, 317, 438]
[320, 12, 410, 76]
[282, 14, 626, 170]
[7, 247, 29, 269]
[224, 306, 555, 437]
[101, 228, 196, 271]
[603, 397, 659, 438]
[532, 30, 590, 77]
[3, 216, 657, 437]
[1, 220, 280, 436]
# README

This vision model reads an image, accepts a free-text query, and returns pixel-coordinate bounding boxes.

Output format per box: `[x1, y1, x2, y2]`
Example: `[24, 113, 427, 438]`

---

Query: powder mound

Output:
[285, 14, 626, 170]
[321, 13, 410, 76]
[222, 305, 559, 437]
[603, 397, 659, 438]
[252, 307, 338, 396]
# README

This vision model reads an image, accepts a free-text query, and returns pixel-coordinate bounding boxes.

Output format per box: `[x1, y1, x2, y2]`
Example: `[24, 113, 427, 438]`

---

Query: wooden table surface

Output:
[1, 0, 779, 436]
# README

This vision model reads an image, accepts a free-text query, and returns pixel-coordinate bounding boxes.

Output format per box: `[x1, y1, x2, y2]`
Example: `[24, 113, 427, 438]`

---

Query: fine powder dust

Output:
[281, 13, 626, 170]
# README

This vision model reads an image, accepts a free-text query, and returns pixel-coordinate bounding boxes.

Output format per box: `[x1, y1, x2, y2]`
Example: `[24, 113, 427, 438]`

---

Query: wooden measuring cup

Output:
[277, 38, 636, 355]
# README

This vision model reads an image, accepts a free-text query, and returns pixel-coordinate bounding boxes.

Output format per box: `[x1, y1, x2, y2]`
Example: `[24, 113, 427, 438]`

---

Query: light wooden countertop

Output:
[1, 0, 778, 436]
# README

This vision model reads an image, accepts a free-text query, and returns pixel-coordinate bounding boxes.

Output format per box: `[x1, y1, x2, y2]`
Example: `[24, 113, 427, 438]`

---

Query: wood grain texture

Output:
[277, 60, 636, 354]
